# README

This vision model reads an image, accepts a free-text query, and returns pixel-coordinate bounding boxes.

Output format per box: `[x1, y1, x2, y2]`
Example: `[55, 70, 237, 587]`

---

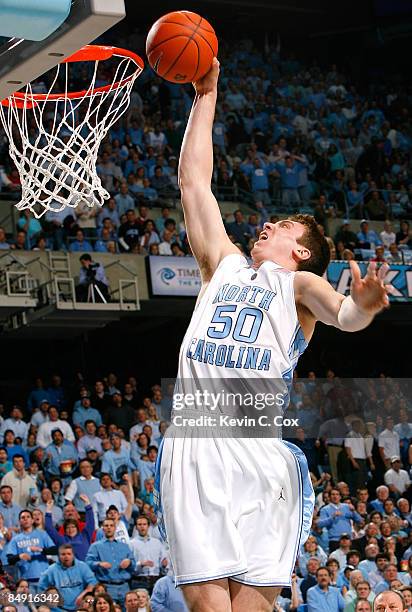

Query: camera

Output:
[86, 261, 99, 280]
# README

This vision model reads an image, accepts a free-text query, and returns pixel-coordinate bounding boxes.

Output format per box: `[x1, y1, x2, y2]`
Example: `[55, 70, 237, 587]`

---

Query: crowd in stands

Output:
[0, 36, 411, 258]
[0, 372, 188, 611]
[0, 27, 411, 612]
[0, 371, 411, 611]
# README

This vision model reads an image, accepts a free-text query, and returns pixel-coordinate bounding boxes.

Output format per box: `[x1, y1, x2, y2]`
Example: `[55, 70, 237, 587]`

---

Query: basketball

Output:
[146, 11, 218, 84]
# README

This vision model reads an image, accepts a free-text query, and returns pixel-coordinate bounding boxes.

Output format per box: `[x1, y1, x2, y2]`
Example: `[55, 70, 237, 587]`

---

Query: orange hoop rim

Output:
[1, 45, 144, 108]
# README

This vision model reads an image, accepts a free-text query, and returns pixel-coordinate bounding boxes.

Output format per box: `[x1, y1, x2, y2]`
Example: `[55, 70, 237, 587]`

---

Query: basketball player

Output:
[155, 59, 390, 612]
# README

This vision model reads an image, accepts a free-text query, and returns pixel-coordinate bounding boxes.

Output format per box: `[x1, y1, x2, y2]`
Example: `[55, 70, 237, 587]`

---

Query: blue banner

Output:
[327, 262, 412, 302]
[148, 256, 412, 301]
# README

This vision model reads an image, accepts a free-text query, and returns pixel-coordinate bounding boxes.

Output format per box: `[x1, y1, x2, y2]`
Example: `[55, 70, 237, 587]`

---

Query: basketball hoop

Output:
[0, 45, 144, 218]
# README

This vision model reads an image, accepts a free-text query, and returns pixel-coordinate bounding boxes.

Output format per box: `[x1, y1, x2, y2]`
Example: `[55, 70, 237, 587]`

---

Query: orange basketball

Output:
[146, 11, 218, 84]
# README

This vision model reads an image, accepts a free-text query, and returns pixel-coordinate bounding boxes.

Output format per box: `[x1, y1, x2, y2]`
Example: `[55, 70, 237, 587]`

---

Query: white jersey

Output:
[157, 255, 315, 587]
[174, 254, 307, 423]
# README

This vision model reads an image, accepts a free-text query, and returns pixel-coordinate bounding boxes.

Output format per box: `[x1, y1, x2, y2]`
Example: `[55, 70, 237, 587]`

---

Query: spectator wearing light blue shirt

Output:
[0, 485, 21, 530]
[155, 207, 172, 235]
[124, 153, 143, 179]
[47, 376, 66, 411]
[275, 155, 307, 209]
[6, 509, 55, 587]
[307, 567, 345, 612]
[244, 158, 271, 206]
[101, 434, 132, 486]
[3, 431, 30, 466]
[30, 399, 51, 427]
[358, 543, 379, 580]
[374, 563, 399, 594]
[43, 430, 78, 485]
[0, 448, 12, 478]
[92, 473, 128, 524]
[151, 574, 189, 611]
[317, 488, 362, 550]
[357, 221, 382, 248]
[65, 458, 102, 512]
[86, 517, 135, 602]
[0, 408, 28, 445]
[298, 535, 328, 578]
[395, 409, 412, 465]
[212, 116, 227, 153]
[39, 543, 96, 610]
[132, 446, 157, 496]
[97, 199, 120, 230]
[0, 226, 10, 250]
[76, 421, 103, 461]
[27, 378, 51, 413]
[114, 184, 136, 217]
[134, 179, 159, 203]
[73, 398, 102, 430]
[69, 229, 94, 253]
[38, 488, 64, 527]
[129, 515, 168, 592]
[17, 212, 42, 246]
[94, 228, 116, 253]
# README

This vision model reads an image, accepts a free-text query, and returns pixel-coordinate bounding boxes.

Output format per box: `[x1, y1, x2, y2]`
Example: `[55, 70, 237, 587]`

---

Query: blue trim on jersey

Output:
[281, 324, 309, 408]
[230, 576, 291, 587]
[153, 438, 167, 542]
[288, 323, 308, 362]
[176, 567, 249, 587]
[283, 441, 315, 582]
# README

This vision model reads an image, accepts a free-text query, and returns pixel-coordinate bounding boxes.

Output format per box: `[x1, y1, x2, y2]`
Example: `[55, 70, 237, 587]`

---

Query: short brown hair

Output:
[289, 214, 330, 276]
[63, 519, 78, 531]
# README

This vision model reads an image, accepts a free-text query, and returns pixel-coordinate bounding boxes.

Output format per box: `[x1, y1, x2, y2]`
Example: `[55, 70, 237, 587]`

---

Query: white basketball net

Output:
[0, 47, 143, 218]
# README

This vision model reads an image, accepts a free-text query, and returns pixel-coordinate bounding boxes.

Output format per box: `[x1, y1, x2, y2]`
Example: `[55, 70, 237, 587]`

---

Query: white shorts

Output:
[154, 435, 314, 587]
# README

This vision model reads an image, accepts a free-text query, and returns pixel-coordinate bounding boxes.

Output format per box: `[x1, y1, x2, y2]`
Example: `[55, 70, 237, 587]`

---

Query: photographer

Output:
[76, 254, 110, 303]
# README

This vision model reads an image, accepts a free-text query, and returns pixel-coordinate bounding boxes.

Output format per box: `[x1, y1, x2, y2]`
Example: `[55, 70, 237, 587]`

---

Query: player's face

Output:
[251, 220, 309, 268]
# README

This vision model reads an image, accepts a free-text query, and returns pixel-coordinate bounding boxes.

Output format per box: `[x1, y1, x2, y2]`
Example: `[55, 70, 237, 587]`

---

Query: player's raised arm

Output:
[295, 261, 390, 333]
[178, 58, 239, 282]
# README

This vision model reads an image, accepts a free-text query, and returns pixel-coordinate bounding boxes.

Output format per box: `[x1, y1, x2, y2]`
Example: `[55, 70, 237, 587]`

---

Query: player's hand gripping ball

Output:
[146, 11, 218, 84]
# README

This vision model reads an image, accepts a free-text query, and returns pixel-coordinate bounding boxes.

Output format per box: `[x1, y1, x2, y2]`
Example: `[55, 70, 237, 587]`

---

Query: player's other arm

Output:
[178, 59, 239, 282]
[295, 261, 389, 333]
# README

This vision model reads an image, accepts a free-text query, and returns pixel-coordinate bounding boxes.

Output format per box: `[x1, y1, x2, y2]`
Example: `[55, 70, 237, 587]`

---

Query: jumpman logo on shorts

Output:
[278, 487, 286, 501]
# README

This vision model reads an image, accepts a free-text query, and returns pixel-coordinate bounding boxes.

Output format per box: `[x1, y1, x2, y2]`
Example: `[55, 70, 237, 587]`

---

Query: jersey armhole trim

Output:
[216, 252, 249, 270]
[288, 271, 309, 346]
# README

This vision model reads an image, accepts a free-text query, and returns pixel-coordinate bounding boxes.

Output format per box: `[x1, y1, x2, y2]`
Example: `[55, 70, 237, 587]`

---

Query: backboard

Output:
[0, 0, 126, 100]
